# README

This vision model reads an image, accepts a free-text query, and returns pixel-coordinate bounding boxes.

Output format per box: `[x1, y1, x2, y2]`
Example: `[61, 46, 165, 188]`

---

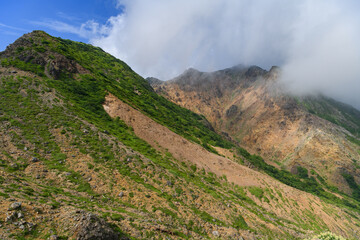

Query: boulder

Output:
[73, 213, 120, 240]
[5, 212, 17, 223]
[212, 230, 220, 237]
[48, 235, 58, 240]
[9, 202, 22, 210]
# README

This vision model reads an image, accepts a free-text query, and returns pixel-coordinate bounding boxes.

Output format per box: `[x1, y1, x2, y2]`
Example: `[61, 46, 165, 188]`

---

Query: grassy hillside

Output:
[299, 95, 360, 138]
[0, 71, 254, 239]
[0, 31, 359, 239]
[1, 31, 232, 153]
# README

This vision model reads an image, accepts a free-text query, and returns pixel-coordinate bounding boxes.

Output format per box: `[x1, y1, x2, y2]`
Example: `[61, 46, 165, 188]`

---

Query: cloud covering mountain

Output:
[91, 0, 298, 79]
[36, 0, 360, 109]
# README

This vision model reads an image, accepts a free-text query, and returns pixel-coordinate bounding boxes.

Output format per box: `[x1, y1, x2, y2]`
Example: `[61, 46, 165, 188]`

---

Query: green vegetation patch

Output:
[232, 214, 249, 230]
[4, 31, 233, 153]
[297, 166, 309, 179]
[300, 96, 360, 138]
[237, 147, 360, 211]
[342, 173, 360, 200]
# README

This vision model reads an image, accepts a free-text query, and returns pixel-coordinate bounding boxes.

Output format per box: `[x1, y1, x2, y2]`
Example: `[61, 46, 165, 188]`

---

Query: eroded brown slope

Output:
[103, 93, 360, 239]
[104, 93, 262, 187]
[151, 66, 360, 192]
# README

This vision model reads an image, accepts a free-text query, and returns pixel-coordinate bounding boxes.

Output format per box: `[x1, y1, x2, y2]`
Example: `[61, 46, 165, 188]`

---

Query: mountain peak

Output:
[244, 65, 267, 77]
[182, 67, 201, 75]
[145, 76, 164, 85]
[266, 66, 281, 80]
[269, 65, 280, 72]
[23, 30, 49, 39]
[2, 30, 49, 53]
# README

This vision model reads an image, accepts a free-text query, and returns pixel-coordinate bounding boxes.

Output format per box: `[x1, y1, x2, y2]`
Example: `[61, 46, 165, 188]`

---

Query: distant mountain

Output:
[146, 76, 164, 86]
[151, 65, 360, 195]
[0, 31, 359, 239]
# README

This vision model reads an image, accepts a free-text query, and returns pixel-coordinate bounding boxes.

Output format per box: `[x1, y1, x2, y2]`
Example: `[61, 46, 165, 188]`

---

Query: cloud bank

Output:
[32, 19, 111, 39]
[279, 1, 360, 110]
[66, 0, 359, 109]
[91, 0, 300, 79]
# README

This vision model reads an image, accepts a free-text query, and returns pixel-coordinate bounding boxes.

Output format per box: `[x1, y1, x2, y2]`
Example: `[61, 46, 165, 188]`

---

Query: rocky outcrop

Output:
[1, 30, 89, 79]
[226, 105, 238, 118]
[73, 213, 120, 240]
[46, 54, 80, 79]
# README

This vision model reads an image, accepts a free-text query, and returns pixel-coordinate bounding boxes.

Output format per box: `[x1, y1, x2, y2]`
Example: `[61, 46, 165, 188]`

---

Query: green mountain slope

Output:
[299, 95, 360, 138]
[0, 31, 359, 239]
[0, 31, 231, 152]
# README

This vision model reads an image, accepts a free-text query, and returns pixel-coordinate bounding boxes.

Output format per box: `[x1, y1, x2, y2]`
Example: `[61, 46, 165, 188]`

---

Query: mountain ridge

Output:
[151, 65, 360, 195]
[0, 31, 359, 239]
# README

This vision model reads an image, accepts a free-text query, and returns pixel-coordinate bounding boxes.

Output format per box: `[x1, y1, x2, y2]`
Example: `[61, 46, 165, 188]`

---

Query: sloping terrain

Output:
[151, 66, 360, 195]
[103, 93, 264, 187]
[0, 31, 359, 239]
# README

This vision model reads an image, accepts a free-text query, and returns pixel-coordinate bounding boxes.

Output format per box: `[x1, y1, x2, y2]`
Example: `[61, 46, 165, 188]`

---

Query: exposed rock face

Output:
[0, 31, 89, 79]
[151, 65, 360, 192]
[73, 213, 120, 240]
[226, 105, 238, 118]
[8, 202, 22, 211]
[46, 54, 80, 79]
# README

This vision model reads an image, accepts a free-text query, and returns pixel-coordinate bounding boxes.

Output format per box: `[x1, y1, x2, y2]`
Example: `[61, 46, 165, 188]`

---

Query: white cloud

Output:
[91, 0, 300, 80]
[31, 19, 111, 39]
[0, 22, 28, 32]
[115, 0, 124, 10]
[91, 0, 360, 109]
[56, 12, 81, 22]
[32, 0, 360, 109]
[280, 1, 360, 110]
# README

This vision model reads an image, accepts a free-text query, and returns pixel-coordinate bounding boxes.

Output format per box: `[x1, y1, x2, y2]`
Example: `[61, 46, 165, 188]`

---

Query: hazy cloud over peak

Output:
[280, 1, 360, 109]
[89, 0, 360, 109]
[91, 0, 300, 79]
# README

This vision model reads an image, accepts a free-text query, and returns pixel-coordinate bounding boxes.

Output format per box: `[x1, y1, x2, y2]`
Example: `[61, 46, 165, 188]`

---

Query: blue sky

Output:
[0, 0, 122, 51]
